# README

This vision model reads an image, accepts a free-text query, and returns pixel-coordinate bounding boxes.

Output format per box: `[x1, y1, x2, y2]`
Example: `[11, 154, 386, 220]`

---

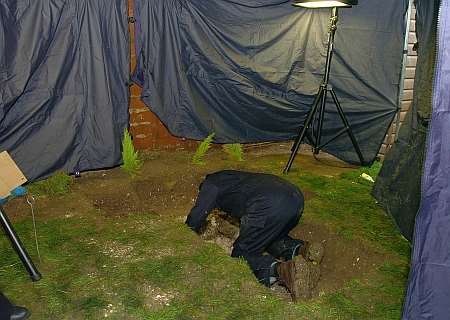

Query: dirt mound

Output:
[199, 212, 327, 301]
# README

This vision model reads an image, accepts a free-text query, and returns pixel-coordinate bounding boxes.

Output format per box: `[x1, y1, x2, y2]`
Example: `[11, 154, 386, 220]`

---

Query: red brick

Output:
[403, 78, 415, 90]
[128, 0, 134, 16]
[406, 55, 417, 67]
[403, 90, 413, 101]
[400, 111, 408, 122]
[401, 100, 412, 111]
[133, 136, 155, 150]
[129, 124, 157, 137]
[130, 110, 158, 124]
[129, 97, 148, 109]
[130, 84, 142, 98]
[405, 67, 416, 79]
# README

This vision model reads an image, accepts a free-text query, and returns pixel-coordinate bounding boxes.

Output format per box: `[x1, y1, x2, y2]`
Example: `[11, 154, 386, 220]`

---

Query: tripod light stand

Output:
[284, 0, 365, 174]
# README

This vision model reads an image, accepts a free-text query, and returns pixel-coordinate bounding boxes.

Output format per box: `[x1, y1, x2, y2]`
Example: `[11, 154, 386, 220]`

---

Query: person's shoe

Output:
[298, 241, 324, 264]
[267, 237, 305, 261]
[277, 255, 313, 301]
[10, 306, 30, 320]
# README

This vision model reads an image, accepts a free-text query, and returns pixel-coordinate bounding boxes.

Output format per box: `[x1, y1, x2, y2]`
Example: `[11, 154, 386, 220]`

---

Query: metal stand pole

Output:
[0, 205, 41, 281]
[284, 7, 365, 174]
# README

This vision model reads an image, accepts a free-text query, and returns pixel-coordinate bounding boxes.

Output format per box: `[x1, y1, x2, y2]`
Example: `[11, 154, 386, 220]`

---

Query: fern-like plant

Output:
[121, 128, 142, 176]
[223, 144, 244, 162]
[192, 133, 215, 165]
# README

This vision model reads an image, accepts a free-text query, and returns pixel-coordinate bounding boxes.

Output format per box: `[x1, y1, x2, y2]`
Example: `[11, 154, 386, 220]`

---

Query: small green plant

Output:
[223, 144, 244, 162]
[28, 172, 73, 196]
[121, 128, 142, 176]
[192, 133, 215, 165]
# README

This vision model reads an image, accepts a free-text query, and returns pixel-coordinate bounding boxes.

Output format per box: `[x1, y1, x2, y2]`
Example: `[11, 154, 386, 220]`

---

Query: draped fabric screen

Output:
[372, 0, 440, 241]
[133, 0, 407, 164]
[403, 0, 450, 318]
[0, 0, 129, 181]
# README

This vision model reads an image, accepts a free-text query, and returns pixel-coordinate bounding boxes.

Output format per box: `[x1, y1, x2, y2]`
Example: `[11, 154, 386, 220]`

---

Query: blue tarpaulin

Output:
[0, 0, 129, 181]
[132, 0, 407, 164]
[403, 0, 450, 318]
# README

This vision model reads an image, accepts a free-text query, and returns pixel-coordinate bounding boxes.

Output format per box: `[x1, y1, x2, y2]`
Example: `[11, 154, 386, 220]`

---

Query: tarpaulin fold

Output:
[403, 0, 450, 317]
[0, 0, 129, 181]
[132, 0, 407, 164]
[372, 0, 440, 241]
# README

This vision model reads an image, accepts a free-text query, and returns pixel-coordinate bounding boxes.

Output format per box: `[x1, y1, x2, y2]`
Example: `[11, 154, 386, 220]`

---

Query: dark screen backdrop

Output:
[0, 0, 129, 181]
[132, 0, 408, 164]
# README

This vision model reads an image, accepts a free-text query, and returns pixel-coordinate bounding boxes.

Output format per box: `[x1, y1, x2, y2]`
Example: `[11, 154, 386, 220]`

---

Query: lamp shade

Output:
[292, 0, 357, 8]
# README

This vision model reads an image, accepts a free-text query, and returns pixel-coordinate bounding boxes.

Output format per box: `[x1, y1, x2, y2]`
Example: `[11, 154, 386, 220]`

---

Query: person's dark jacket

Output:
[186, 170, 303, 232]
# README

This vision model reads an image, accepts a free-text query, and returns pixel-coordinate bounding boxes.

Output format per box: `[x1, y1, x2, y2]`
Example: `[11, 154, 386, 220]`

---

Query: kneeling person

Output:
[185, 170, 322, 300]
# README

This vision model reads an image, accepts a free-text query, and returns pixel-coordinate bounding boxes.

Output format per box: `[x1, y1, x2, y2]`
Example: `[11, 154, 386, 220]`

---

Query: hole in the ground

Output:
[199, 211, 328, 301]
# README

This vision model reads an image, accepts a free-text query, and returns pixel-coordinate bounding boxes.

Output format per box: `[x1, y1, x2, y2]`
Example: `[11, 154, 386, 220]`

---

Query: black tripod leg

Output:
[330, 89, 365, 165]
[314, 88, 328, 154]
[0, 206, 42, 282]
[284, 88, 325, 174]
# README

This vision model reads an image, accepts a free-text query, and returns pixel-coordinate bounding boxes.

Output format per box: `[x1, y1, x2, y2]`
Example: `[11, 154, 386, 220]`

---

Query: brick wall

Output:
[127, 0, 196, 151]
[379, 3, 416, 157]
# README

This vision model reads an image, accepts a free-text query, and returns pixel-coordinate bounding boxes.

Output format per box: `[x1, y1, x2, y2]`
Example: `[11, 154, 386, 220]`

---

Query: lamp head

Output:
[292, 0, 357, 8]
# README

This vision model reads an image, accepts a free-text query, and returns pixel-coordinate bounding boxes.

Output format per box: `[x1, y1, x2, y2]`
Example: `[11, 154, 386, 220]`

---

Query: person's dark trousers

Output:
[0, 292, 13, 319]
[231, 193, 303, 286]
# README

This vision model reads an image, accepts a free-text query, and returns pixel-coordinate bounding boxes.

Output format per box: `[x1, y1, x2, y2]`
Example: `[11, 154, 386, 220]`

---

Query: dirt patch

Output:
[290, 222, 385, 296]
[3, 147, 384, 305]
[198, 210, 384, 301]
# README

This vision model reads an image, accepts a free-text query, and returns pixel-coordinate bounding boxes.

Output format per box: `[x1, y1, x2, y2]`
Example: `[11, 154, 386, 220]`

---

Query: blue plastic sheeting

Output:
[133, 0, 407, 164]
[0, 1, 129, 181]
[403, 0, 450, 318]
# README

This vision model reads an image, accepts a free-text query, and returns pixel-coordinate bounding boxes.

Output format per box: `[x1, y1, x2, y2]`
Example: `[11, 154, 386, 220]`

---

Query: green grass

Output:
[300, 167, 410, 258]
[340, 161, 382, 186]
[0, 156, 410, 319]
[27, 172, 73, 196]
[250, 159, 409, 258]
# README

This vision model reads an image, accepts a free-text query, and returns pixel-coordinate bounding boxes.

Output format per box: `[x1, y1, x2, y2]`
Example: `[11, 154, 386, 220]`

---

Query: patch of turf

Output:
[27, 172, 73, 197]
[0, 155, 411, 319]
[251, 158, 410, 258]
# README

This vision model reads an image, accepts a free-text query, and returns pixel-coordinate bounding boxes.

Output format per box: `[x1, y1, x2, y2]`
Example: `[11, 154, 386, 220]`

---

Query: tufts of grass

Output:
[340, 161, 382, 185]
[223, 144, 244, 162]
[298, 172, 410, 257]
[121, 128, 143, 177]
[192, 133, 215, 165]
[27, 172, 73, 197]
[244, 156, 409, 258]
[0, 154, 412, 320]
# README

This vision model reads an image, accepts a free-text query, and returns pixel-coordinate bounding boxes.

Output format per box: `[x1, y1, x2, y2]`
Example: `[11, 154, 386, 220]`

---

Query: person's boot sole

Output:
[278, 255, 313, 301]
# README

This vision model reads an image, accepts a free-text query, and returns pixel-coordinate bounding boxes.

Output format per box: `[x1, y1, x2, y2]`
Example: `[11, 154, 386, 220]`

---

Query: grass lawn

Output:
[0, 147, 410, 319]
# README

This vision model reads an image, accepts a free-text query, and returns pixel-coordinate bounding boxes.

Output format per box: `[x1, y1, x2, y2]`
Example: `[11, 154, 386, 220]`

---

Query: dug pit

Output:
[199, 211, 326, 301]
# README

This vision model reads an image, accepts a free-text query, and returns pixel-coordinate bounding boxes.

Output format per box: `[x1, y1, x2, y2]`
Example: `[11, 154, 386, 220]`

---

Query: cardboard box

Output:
[0, 151, 27, 198]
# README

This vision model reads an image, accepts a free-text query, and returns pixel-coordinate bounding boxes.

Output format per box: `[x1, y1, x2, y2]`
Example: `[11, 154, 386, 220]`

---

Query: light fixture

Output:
[292, 0, 357, 8]
[284, 0, 364, 173]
